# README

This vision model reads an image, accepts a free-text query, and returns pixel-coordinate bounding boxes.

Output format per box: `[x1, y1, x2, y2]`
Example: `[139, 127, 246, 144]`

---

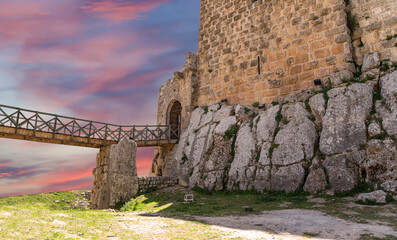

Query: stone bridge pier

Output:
[91, 138, 139, 209]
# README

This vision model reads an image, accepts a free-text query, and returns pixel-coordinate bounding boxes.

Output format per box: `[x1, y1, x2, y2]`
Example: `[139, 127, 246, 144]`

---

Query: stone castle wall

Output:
[350, 0, 397, 64]
[156, 0, 397, 130]
[196, 0, 353, 105]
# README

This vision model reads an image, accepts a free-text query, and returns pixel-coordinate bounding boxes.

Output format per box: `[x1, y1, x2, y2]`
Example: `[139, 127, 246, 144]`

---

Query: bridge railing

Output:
[0, 104, 179, 146]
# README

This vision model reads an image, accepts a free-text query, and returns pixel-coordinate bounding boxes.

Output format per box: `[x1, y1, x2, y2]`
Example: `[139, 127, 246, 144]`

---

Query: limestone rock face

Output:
[362, 52, 380, 72]
[323, 153, 361, 192]
[227, 123, 256, 191]
[158, 69, 397, 194]
[271, 164, 306, 193]
[379, 71, 397, 136]
[329, 70, 353, 86]
[309, 93, 326, 126]
[304, 159, 327, 194]
[256, 105, 280, 144]
[356, 190, 387, 204]
[365, 139, 397, 182]
[320, 84, 372, 155]
[272, 103, 317, 166]
[381, 181, 397, 194]
[368, 122, 381, 137]
[214, 116, 237, 136]
[91, 139, 138, 209]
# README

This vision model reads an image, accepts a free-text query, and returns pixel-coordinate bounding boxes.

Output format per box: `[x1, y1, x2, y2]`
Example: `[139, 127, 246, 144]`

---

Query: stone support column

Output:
[91, 138, 139, 209]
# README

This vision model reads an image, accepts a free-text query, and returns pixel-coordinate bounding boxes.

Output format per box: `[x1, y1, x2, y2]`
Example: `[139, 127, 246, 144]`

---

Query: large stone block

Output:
[91, 138, 138, 209]
[320, 84, 372, 155]
[323, 153, 362, 192]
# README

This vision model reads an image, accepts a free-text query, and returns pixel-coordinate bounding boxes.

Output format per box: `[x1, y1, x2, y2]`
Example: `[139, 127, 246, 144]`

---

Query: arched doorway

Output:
[169, 101, 182, 139]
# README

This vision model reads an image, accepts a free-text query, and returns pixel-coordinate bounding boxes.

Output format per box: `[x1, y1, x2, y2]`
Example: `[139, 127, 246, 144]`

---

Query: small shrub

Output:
[230, 136, 237, 161]
[224, 125, 238, 140]
[304, 98, 312, 113]
[255, 153, 260, 162]
[392, 62, 397, 69]
[273, 127, 280, 138]
[385, 35, 393, 40]
[353, 71, 362, 78]
[181, 153, 188, 164]
[358, 40, 364, 47]
[308, 115, 316, 122]
[271, 101, 279, 106]
[208, 69, 213, 73]
[374, 133, 387, 140]
[394, 34, 397, 38]
[203, 106, 209, 114]
[256, 116, 261, 124]
[252, 102, 259, 108]
[380, 62, 390, 72]
[313, 15, 319, 20]
[268, 143, 280, 158]
[282, 118, 290, 125]
[395, 42, 397, 47]
[359, 143, 367, 150]
[347, 11, 359, 31]
[317, 152, 325, 160]
[391, 135, 396, 141]
[275, 111, 282, 123]
[244, 107, 251, 114]
[373, 89, 382, 101]
[375, 117, 382, 122]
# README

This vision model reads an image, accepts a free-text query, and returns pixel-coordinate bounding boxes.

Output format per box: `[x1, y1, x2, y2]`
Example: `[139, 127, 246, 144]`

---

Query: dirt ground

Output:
[115, 208, 397, 240]
[196, 209, 396, 239]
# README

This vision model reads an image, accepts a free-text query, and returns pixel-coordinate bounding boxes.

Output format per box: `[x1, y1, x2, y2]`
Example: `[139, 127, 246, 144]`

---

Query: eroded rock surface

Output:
[320, 84, 372, 155]
[91, 138, 138, 209]
[155, 69, 397, 194]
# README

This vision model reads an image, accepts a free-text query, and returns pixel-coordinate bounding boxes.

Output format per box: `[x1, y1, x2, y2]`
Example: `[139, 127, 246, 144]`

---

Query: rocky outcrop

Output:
[356, 190, 387, 204]
[320, 84, 372, 155]
[91, 139, 139, 209]
[157, 67, 397, 195]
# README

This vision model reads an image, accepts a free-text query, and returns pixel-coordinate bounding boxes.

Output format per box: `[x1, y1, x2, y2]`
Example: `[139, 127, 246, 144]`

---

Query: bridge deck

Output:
[0, 104, 179, 148]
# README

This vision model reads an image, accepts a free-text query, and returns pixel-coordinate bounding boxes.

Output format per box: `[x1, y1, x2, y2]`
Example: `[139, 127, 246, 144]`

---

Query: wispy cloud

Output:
[0, 0, 200, 197]
[81, 0, 170, 21]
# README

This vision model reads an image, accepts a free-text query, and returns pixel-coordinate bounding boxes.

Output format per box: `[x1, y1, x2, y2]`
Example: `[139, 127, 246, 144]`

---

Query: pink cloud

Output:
[81, 0, 170, 21]
[0, 1, 83, 44]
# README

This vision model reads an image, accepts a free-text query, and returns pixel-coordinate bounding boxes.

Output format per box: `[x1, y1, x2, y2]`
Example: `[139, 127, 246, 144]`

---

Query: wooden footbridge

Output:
[0, 104, 179, 148]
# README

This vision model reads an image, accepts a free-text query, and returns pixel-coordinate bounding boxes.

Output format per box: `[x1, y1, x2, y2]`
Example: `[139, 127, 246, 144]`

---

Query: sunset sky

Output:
[0, 0, 200, 197]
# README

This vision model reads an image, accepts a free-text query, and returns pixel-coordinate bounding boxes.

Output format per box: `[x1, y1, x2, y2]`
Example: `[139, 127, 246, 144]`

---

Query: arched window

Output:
[169, 101, 182, 139]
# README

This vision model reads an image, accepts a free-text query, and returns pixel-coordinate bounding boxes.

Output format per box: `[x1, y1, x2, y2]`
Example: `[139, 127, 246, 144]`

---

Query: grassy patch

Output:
[224, 125, 238, 140]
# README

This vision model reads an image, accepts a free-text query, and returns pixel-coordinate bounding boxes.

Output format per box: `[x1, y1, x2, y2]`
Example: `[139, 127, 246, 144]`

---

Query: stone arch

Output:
[167, 100, 182, 139]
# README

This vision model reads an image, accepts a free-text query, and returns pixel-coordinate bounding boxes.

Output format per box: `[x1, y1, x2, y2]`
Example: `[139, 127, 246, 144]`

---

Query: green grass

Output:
[1, 189, 396, 239]
[130, 190, 314, 217]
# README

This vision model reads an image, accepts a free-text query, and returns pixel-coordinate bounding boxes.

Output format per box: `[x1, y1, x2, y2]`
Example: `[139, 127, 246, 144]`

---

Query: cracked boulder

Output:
[379, 71, 397, 136]
[356, 190, 387, 204]
[320, 84, 372, 155]
[271, 164, 306, 193]
[364, 139, 397, 182]
[323, 152, 363, 192]
[303, 158, 327, 194]
[272, 103, 317, 166]
[227, 123, 256, 191]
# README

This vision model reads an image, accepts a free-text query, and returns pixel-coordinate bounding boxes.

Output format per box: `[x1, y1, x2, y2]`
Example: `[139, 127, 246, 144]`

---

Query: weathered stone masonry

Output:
[151, 0, 397, 195]
[197, 0, 353, 105]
